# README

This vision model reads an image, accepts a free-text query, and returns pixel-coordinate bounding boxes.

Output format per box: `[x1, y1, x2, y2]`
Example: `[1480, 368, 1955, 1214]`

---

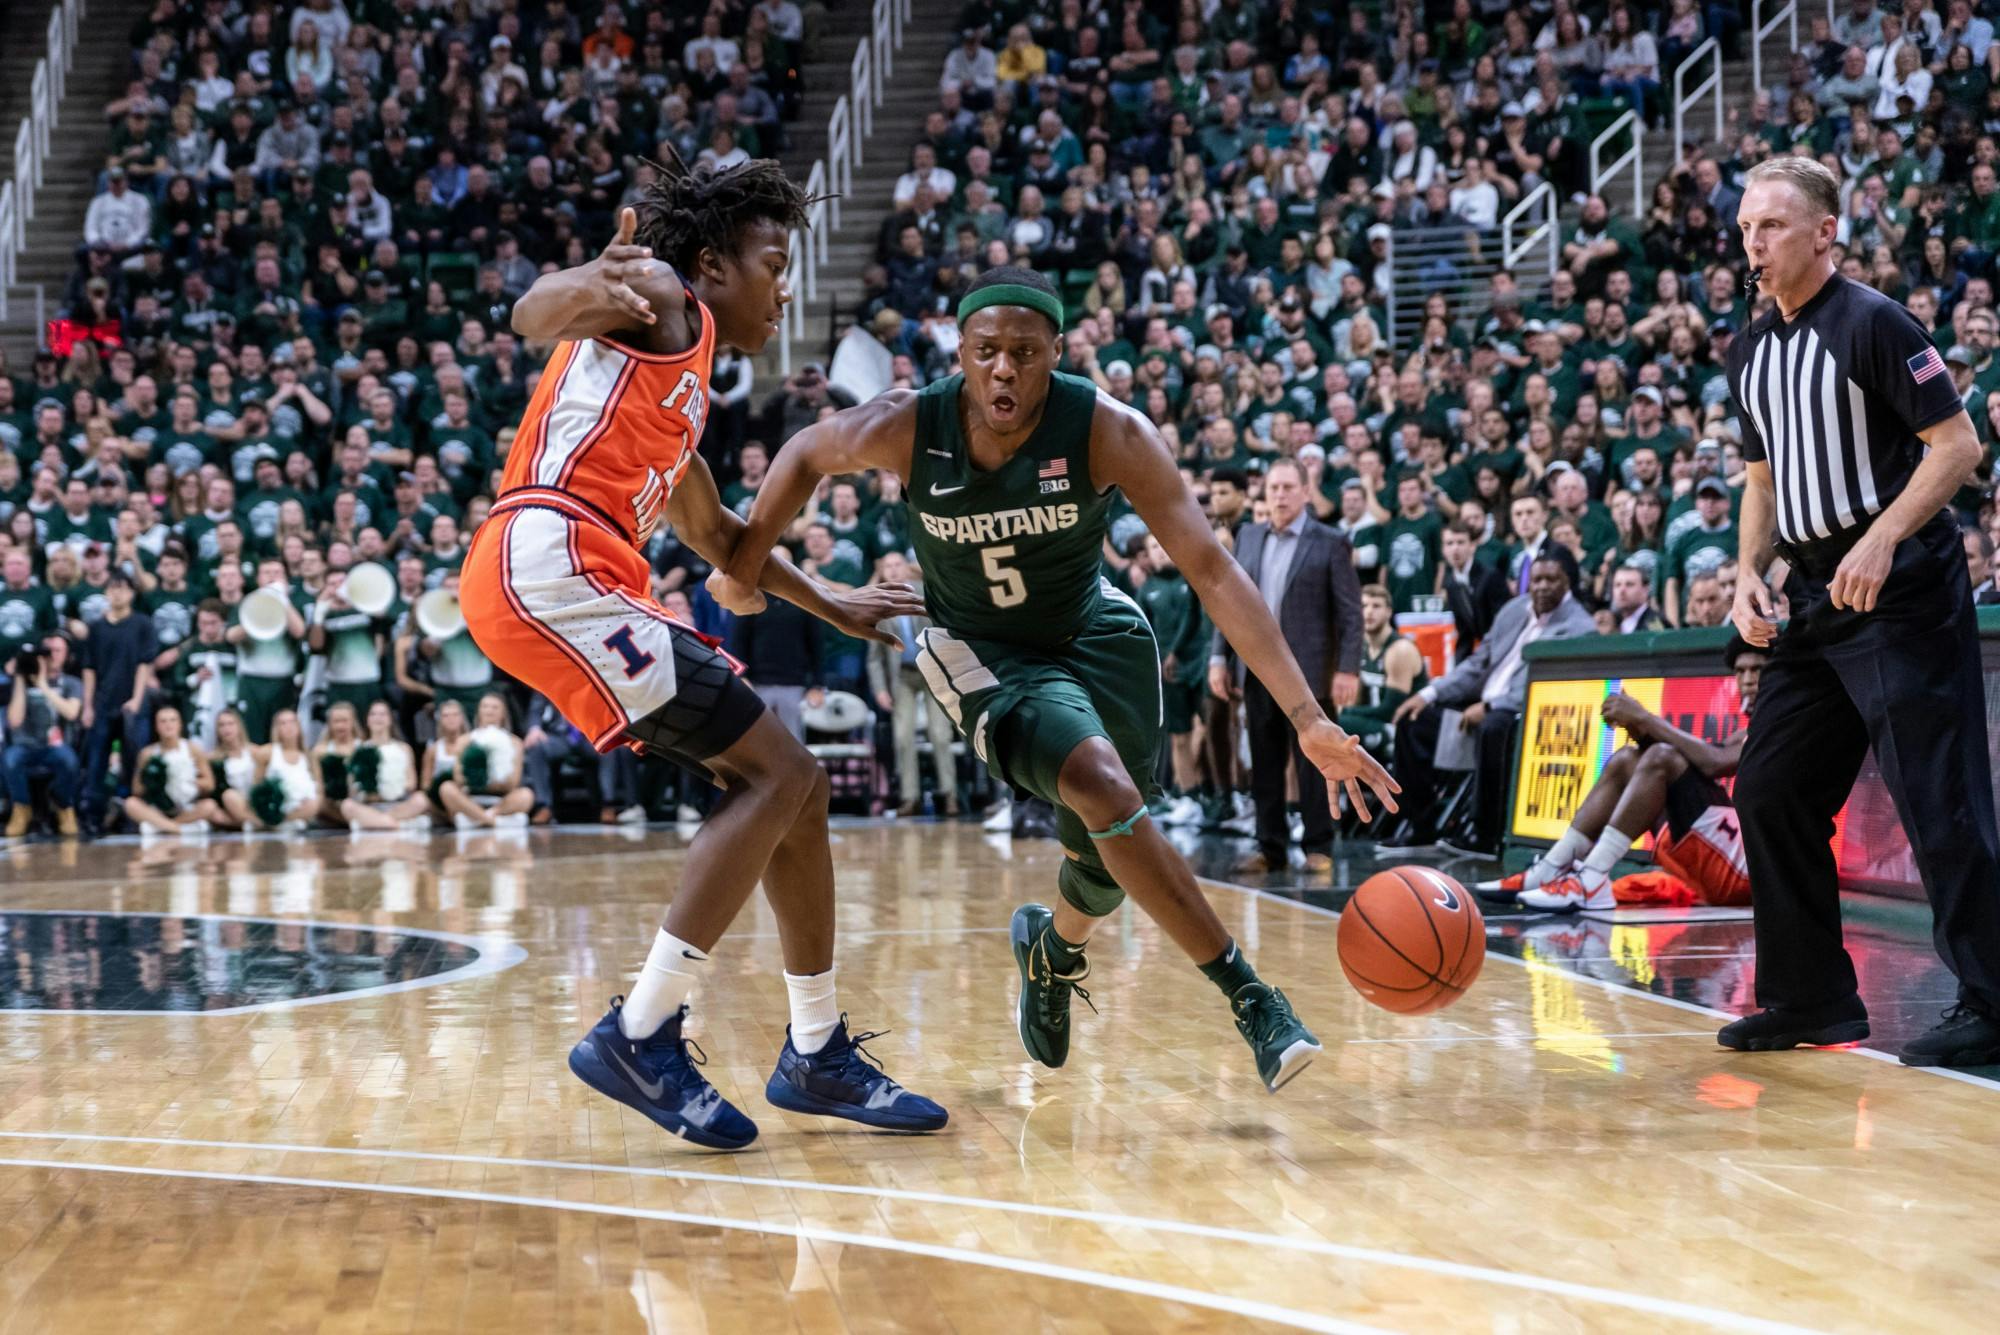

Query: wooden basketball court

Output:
[0, 821, 1992, 1333]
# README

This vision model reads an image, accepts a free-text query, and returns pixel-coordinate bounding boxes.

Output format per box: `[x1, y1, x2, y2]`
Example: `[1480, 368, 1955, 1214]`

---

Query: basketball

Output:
[1337, 867, 1484, 1014]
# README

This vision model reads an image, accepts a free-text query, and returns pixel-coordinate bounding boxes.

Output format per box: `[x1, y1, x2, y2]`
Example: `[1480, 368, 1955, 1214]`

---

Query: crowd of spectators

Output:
[1, 0, 808, 837]
[11, 0, 2000, 855]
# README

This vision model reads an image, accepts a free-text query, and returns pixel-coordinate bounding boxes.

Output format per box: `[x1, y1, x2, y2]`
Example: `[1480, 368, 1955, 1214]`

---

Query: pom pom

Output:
[140, 754, 177, 818]
[251, 777, 289, 828]
[458, 742, 490, 794]
[350, 743, 382, 797]
[320, 751, 350, 802]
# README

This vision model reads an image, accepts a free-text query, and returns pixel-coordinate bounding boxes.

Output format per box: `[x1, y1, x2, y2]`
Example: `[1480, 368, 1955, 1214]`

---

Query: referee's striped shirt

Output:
[1725, 273, 1965, 547]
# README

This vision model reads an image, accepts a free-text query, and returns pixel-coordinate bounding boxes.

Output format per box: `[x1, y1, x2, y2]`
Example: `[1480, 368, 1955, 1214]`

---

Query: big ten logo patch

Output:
[660, 369, 709, 440]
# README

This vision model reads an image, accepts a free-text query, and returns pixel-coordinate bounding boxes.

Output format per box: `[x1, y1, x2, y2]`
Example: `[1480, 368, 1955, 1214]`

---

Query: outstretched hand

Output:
[1299, 719, 1401, 823]
[824, 581, 929, 649]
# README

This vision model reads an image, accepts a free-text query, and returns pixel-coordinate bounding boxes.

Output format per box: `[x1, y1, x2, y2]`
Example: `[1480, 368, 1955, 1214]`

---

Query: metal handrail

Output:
[1501, 182, 1557, 273]
[1751, 0, 1798, 97]
[4, 0, 83, 348]
[826, 97, 850, 230]
[775, 0, 909, 372]
[850, 40, 873, 161]
[1673, 38, 1723, 153]
[1590, 110, 1642, 218]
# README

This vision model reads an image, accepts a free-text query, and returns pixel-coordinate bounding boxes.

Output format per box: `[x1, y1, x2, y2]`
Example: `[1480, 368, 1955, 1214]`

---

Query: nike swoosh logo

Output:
[930, 483, 965, 496]
[607, 1045, 667, 1101]
[681, 950, 705, 960]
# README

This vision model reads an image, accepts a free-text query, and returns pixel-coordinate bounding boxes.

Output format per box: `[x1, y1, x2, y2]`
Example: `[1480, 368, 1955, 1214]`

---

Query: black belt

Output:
[1773, 525, 1871, 581]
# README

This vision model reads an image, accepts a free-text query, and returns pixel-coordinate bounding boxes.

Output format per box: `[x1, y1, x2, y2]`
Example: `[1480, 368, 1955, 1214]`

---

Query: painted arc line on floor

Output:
[0, 1131, 1826, 1335]
[0, 1156, 1393, 1335]
[0, 910, 526, 1015]
[1197, 876, 2000, 1096]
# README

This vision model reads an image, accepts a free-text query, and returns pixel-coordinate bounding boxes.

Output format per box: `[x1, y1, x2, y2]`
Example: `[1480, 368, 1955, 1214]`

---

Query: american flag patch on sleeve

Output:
[1908, 345, 1947, 384]
[1038, 457, 1068, 479]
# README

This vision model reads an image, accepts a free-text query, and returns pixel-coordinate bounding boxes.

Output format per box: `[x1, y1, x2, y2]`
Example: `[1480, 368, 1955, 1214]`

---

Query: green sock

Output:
[1043, 926, 1087, 973]
[1198, 939, 1260, 998]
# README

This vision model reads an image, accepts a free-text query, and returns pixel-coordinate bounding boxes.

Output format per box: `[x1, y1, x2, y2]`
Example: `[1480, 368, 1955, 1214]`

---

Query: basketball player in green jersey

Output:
[1338, 584, 1429, 759]
[718, 268, 1401, 1092]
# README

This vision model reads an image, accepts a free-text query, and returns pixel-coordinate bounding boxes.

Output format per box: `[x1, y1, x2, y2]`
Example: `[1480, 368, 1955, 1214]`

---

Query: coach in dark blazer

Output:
[1208, 458, 1363, 873]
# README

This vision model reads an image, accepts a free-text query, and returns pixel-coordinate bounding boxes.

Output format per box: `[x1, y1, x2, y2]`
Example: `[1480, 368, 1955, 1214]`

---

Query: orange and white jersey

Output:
[498, 297, 716, 545]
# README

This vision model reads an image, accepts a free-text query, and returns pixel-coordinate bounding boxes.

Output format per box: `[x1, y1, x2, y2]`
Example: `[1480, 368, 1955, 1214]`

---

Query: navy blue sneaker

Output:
[765, 1016, 949, 1132]
[567, 999, 759, 1150]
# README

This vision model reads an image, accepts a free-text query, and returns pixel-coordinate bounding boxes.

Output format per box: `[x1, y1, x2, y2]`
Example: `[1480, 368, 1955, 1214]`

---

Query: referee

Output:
[1723, 157, 2000, 1066]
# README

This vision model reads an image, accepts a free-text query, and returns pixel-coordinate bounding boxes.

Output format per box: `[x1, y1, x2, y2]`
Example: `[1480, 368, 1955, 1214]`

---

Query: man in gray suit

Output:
[866, 552, 959, 817]
[1209, 459, 1363, 873]
[1385, 547, 1596, 856]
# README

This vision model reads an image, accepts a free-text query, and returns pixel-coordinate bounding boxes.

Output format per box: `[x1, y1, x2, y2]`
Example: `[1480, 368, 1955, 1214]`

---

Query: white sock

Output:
[1530, 828, 1593, 887]
[621, 930, 709, 1039]
[1580, 828, 1635, 886]
[784, 968, 840, 1054]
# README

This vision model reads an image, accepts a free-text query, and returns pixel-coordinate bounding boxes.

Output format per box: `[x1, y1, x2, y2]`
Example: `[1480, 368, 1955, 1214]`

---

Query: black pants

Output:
[1244, 678, 1333, 858]
[1392, 703, 1519, 845]
[1739, 512, 2000, 1014]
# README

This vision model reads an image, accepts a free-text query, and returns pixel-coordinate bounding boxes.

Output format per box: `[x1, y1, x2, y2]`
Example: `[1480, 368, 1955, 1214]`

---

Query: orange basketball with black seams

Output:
[1337, 867, 1484, 1014]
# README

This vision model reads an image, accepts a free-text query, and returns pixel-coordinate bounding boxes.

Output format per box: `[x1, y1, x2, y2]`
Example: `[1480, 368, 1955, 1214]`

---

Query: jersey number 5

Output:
[982, 545, 1026, 608]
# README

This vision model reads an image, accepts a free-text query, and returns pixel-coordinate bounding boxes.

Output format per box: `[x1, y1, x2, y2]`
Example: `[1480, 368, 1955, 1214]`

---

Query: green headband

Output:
[957, 282, 1063, 331]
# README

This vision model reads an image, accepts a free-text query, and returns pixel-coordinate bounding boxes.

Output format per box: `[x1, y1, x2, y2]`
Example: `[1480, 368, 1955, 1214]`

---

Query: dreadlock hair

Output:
[633, 146, 828, 277]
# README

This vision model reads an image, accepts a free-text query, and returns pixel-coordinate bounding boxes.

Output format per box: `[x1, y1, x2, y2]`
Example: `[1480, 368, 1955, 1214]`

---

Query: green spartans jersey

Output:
[143, 586, 200, 649]
[235, 588, 309, 680]
[908, 371, 1112, 649]
[316, 605, 384, 685]
[173, 635, 239, 715]
[430, 626, 493, 691]
[0, 582, 56, 661]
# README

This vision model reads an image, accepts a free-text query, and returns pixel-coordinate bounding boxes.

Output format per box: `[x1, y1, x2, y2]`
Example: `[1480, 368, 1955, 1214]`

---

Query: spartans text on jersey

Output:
[918, 503, 1081, 545]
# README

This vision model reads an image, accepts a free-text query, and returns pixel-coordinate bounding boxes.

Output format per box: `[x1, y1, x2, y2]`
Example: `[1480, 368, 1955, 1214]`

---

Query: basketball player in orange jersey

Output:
[460, 160, 947, 1149]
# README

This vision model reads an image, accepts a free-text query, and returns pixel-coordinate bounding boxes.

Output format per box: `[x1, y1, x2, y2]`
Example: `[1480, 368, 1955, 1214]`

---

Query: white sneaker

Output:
[401, 816, 433, 833]
[1163, 795, 1203, 827]
[281, 818, 311, 834]
[675, 803, 702, 824]
[495, 811, 529, 829]
[616, 805, 647, 824]
[1519, 872, 1615, 913]
[179, 819, 211, 837]
[1288, 812, 1305, 843]
[453, 812, 478, 832]
[1220, 811, 1256, 836]
[982, 798, 1014, 832]
[1231, 792, 1253, 820]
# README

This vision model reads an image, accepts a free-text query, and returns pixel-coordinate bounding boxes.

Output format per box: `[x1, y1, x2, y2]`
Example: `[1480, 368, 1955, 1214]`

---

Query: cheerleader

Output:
[124, 705, 222, 836]
[248, 708, 320, 832]
[340, 698, 430, 831]
[206, 708, 261, 831]
[429, 695, 533, 830]
[311, 700, 362, 827]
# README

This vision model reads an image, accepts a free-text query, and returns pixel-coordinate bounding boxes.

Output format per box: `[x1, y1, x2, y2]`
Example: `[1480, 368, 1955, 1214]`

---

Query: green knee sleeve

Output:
[1058, 854, 1127, 918]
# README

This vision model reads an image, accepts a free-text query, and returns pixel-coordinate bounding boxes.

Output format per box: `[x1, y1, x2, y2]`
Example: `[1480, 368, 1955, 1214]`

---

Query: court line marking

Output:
[0, 1156, 1392, 1335]
[1345, 1030, 1715, 1044]
[0, 1130, 1825, 1335]
[0, 911, 526, 1016]
[1198, 878, 2000, 1095]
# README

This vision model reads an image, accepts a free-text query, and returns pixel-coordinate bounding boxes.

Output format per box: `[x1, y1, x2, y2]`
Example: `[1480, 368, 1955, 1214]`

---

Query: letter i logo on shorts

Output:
[604, 625, 655, 678]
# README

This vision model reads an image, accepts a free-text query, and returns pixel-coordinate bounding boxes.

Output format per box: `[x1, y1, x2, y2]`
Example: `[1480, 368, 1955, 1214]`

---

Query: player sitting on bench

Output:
[1485, 635, 1768, 913]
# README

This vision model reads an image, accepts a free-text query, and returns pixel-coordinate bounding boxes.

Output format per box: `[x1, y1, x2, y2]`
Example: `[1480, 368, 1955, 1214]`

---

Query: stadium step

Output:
[759, 0, 962, 381]
[0, 0, 148, 369]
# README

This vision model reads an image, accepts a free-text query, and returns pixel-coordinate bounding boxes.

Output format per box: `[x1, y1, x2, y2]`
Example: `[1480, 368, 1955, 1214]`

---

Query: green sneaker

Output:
[1010, 903, 1094, 1068]
[1231, 982, 1321, 1092]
